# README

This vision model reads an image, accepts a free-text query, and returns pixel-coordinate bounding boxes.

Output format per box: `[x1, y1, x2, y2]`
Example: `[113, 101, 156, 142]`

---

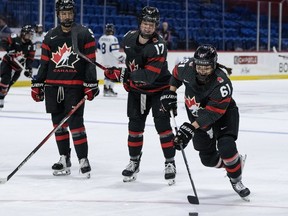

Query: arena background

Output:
[1, 0, 288, 85]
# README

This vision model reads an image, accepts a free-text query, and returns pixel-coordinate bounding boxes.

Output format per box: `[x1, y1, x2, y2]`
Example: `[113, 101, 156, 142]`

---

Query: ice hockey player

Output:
[160, 44, 251, 201]
[30, 0, 99, 178]
[97, 23, 124, 97]
[32, 23, 46, 70]
[104, 6, 176, 185]
[0, 25, 35, 109]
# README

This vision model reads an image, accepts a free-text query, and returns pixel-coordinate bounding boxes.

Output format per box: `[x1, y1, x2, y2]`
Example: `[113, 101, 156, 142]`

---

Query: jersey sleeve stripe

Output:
[145, 65, 161, 74]
[172, 66, 179, 79]
[41, 55, 49, 61]
[42, 43, 50, 51]
[147, 57, 165, 62]
[211, 97, 231, 104]
[206, 105, 226, 114]
[8, 36, 12, 44]
[84, 41, 96, 49]
[86, 53, 96, 59]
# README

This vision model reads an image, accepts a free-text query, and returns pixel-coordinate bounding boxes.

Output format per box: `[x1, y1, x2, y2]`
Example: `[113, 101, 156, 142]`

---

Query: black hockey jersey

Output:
[122, 30, 171, 94]
[170, 58, 237, 129]
[35, 23, 97, 86]
[1, 34, 35, 70]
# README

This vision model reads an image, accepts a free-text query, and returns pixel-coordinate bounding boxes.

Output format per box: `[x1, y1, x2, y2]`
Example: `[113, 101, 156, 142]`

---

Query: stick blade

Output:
[0, 178, 8, 184]
[187, 195, 199, 205]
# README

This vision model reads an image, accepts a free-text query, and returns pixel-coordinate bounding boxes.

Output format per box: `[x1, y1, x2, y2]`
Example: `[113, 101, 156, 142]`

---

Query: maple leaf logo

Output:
[51, 43, 79, 68]
[128, 59, 138, 72]
[185, 96, 201, 117]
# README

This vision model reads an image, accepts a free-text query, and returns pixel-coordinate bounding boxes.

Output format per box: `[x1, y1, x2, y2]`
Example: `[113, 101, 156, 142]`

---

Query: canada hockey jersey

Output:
[170, 58, 237, 129]
[122, 30, 171, 94]
[35, 23, 97, 86]
[1, 34, 35, 70]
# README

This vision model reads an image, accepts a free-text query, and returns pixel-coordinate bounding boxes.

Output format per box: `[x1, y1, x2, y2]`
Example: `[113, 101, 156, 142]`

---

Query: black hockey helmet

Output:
[105, 23, 115, 35]
[194, 44, 218, 69]
[56, 0, 75, 13]
[193, 44, 218, 84]
[56, 0, 75, 27]
[138, 6, 160, 26]
[20, 25, 34, 41]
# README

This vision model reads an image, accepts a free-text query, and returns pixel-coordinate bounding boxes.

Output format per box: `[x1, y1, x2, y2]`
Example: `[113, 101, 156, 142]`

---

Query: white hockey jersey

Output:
[97, 34, 124, 67]
[32, 32, 46, 60]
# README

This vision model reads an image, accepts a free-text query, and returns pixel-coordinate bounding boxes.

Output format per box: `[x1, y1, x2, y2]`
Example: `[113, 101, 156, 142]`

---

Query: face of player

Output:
[195, 65, 213, 76]
[140, 21, 156, 39]
[195, 65, 214, 84]
[58, 10, 74, 28]
[36, 27, 43, 34]
[22, 32, 33, 42]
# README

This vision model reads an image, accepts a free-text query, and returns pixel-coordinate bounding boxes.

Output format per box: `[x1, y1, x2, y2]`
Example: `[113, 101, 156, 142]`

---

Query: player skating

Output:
[0, 25, 35, 109]
[160, 44, 251, 200]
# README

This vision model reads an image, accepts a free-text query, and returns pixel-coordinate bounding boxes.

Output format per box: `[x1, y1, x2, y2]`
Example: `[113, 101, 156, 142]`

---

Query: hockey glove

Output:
[24, 68, 33, 78]
[83, 81, 99, 101]
[160, 90, 177, 116]
[174, 122, 195, 150]
[104, 67, 128, 83]
[31, 82, 44, 102]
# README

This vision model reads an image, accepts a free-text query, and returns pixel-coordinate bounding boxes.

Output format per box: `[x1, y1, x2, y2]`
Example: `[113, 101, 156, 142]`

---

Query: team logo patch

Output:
[217, 77, 224, 83]
[129, 59, 139, 72]
[51, 43, 80, 68]
[185, 96, 201, 117]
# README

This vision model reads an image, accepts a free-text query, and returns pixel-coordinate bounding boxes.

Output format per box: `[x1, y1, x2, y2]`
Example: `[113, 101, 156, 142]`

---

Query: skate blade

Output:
[241, 195, 250, 202]
[80, 172, 91, 179]
[53, 169, 71, 176]
[123, 174, 137, 182]
[167, 178, 176, 186]
[104, 94, 117, 97]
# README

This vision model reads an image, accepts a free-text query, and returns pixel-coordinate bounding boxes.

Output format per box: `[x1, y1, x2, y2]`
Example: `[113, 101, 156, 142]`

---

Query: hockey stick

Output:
[14, 58, 35, 79]
[14, 58, 26, 74]
[0, 96, 87, 184]
[272, 46, 288, 59]
[170, 110, 199, 205]
[71, 27, 106, 71]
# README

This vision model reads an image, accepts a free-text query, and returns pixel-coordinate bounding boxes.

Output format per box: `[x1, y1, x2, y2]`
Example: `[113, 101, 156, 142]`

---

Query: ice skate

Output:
[164, 161, 176, 186]
[230, 180, 250, 201]
[103, 86, 111, 97]
[52, 155, 71, 176]
[108, 87, 118, 97]
[229, 154, 250, 201]
[79, 158, 91, 179]
[122, 153, 142, 182]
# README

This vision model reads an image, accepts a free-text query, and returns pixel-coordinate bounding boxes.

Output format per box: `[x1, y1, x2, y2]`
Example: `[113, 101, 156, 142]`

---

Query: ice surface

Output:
[0, 80, 288, 216]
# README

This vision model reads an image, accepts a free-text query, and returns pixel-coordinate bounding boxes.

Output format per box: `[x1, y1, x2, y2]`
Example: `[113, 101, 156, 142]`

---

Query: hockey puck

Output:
[189, 212, 198, 216]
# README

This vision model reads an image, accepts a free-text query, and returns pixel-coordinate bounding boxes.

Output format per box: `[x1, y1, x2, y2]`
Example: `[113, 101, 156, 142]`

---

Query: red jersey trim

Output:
[84, 41, 96, 49]
[145, 65, 161, 74]
[46, 79, 84, 85]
